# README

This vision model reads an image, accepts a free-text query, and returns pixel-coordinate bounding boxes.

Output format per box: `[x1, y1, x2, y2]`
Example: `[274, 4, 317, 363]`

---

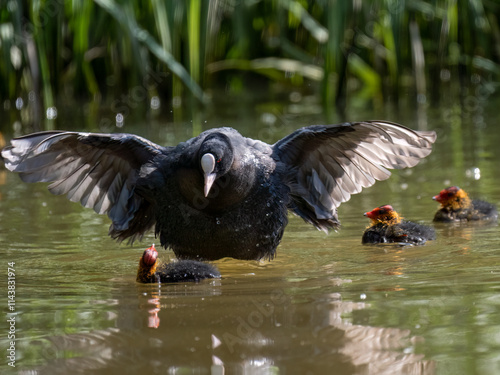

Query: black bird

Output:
[433, 186, 498, 222]
[137, 244, 220, 283]
[2, 121, 436, 260]
[362, 205, 436, 245]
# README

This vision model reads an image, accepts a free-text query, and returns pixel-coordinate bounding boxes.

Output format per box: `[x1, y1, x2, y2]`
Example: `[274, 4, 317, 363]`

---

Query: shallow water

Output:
[1, 97, 500, 375]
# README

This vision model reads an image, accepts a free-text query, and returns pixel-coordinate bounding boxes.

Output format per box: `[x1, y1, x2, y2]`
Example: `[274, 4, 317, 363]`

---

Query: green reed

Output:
[1, 0, 499, 126]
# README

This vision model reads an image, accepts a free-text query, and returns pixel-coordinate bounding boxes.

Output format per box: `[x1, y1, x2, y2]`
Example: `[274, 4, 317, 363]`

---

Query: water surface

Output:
[1, 98, 500, 374]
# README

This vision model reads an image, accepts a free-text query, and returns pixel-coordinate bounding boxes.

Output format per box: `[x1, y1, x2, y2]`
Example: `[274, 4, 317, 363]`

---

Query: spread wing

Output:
[2, 131, 166, 242]
[272, 121, 436, 231]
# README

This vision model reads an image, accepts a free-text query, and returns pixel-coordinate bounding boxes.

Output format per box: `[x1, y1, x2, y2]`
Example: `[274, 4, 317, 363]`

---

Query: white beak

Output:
[201, 153, 216, 197]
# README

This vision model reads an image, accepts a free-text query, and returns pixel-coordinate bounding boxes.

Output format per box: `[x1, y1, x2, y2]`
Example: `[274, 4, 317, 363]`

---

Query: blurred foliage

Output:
[1, 0, 500, 128]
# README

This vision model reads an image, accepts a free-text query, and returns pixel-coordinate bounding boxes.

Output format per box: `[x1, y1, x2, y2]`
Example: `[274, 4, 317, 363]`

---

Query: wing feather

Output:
[2, 131, 165, 242]
[273, 121, 436, 231]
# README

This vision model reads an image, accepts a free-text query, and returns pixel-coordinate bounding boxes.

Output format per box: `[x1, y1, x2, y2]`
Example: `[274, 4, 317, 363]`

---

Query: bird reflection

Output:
[141, 294, 160, 329]
[24, 278, 435, 375]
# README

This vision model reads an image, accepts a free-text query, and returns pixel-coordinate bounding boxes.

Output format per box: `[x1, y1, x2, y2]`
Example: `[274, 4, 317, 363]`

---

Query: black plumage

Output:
[362, 221, 436, 245]
[137, 244, 220, 283]
[2, 121, 436, 260]
[362, 205, 436, 245]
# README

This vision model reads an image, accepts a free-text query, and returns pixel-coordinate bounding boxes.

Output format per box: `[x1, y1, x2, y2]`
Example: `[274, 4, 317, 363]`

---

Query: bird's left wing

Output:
[272, 121, 436, 231]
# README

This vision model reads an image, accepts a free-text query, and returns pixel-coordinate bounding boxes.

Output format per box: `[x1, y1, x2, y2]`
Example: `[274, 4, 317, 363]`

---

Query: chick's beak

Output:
[364, 211, 375, 219]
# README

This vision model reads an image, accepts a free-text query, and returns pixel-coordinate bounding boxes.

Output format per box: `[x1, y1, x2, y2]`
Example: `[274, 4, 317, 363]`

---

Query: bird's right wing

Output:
[2, 131, 165, 242]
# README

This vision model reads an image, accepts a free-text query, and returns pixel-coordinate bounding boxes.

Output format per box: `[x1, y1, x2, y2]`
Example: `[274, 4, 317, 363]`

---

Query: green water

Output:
[1, 97, 500, 375]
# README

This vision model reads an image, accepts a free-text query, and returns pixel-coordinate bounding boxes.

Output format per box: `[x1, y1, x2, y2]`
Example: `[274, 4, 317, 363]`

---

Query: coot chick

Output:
[362, 205, 436, 245]
[137, 244, 220, 283]
[433, 186, 498, 222]
[2, 121, 436, 260]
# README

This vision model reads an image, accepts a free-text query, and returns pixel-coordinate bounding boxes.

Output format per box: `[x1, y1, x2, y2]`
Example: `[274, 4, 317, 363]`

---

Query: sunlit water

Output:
[1, 97, 500, 375]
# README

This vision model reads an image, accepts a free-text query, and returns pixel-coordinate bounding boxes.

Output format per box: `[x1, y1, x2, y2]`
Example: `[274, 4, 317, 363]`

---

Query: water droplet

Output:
[115, 113, 124, 127]
[46, 106, 57, 120]
[360, 293, 367, 300]
[15, 97, 23, 109]
[466, 167, 481, 180]
[150, 96, 160, 110]
[260, 112, 277, 125]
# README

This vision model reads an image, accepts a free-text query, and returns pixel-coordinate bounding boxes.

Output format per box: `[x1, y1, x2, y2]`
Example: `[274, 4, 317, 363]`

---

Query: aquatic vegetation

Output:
[0, 0, 499, 126]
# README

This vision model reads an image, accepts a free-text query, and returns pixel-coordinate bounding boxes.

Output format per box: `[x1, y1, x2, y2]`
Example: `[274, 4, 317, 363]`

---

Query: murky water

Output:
[1, 97, 500, 375]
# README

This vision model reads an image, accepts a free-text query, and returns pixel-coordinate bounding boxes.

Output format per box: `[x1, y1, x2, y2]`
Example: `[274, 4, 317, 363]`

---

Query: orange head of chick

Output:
[137, 244, 158, 283]
[433, 186, 471, 211]
[364, 205, 402, 226]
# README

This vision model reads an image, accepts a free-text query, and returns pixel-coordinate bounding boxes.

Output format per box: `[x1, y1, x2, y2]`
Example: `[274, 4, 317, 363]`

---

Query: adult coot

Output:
[362, 205, 436, 245]
[137, 244, 220, 283]
[2, 121, 436, 260]
[433, 186, 498, 222]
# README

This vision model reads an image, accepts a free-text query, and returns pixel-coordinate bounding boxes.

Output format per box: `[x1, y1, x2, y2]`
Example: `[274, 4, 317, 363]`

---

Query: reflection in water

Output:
[23, 279, 434, 375]
[362, 245, 413, 290]
[435, 221, 498, 256]
[144, 294, 160, 329]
